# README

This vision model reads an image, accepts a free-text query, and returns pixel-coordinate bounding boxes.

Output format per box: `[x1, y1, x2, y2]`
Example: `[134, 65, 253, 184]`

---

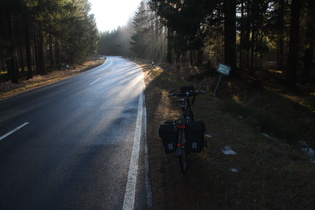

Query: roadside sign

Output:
[217, 63, 231, 76]
[213, 63, 232, 96]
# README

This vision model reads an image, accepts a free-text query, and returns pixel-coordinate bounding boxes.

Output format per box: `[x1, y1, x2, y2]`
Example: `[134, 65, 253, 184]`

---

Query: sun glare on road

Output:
[89, 0, 142, 32]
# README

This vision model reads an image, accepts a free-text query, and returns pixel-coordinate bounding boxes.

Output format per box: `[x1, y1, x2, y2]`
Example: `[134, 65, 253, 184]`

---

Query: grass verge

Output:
[0, 59, 105, 99]
[142, 62, 315, 209]
[221, 87, 315, 148]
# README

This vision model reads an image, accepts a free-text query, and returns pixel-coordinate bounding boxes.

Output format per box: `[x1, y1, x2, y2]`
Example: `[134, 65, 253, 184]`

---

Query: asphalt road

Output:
[0, 57, 151, 209]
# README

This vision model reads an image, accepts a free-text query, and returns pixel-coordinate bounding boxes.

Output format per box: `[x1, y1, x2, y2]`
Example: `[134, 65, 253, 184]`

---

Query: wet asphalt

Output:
[0, 57, 150, 209]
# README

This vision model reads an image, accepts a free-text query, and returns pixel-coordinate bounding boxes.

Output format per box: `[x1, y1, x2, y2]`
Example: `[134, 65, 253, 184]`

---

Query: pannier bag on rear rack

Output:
[185, 121, 205, 153]
[158, 122, 177, 154]
[158, 121, 206, 154]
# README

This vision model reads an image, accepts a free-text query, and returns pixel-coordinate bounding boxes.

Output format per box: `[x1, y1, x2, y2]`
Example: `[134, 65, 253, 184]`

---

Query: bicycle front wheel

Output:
[178, 130, 189, 173]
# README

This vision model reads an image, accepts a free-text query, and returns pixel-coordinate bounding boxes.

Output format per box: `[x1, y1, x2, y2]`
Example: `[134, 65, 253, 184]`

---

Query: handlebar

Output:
[168, 89, 206, 97]
[169, 86, 206, 107]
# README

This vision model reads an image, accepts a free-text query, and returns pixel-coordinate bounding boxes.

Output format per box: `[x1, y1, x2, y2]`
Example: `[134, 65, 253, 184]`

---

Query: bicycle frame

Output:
[174, 123, 188, 172]
[174, 121, 187, 155]
[174, 96, 191, 173]
[177, 96, 194, 122]
[168, 86, 206, 173]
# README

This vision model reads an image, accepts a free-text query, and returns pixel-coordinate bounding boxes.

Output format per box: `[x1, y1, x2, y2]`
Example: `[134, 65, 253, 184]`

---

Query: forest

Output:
[1, 0, 314, 89]
[98, 0, 315, 90]
[0, 0, 99, 84]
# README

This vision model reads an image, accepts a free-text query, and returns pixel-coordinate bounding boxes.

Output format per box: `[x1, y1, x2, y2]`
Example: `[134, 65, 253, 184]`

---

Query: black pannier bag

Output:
[158, 122, 177, 154]
[185, 121, 205, 153]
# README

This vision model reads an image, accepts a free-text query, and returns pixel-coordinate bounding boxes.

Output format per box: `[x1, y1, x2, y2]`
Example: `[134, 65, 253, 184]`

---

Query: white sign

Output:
[217, 63, 231, 76]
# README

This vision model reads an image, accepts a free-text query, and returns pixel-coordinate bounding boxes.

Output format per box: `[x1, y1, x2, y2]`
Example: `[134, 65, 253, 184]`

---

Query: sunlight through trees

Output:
[1, 0, 98, 83]
[98, 0, 314, 88]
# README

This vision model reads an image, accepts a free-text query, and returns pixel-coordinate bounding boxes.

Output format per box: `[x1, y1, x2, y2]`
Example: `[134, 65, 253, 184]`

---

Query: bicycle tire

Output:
[189, 109, 194, 121]
[178, 130, 189, 173]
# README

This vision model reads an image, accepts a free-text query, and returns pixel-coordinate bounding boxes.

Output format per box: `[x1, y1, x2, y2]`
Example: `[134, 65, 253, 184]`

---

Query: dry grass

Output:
[0, 59, 104, 99]
[141, 61, 315, 209]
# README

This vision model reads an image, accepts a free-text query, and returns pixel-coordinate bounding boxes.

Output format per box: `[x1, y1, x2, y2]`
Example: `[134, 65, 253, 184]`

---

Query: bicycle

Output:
[159, 85, 206, 173]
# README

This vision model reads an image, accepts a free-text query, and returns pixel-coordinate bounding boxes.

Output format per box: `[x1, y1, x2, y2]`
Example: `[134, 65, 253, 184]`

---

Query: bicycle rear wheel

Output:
[189, 109, 194, 121]
[178, 130, 189, 173]
[179, 149, 188, 173]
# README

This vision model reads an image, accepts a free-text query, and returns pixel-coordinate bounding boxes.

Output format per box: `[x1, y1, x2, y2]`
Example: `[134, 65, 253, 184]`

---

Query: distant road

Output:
[0, 56, 151, 209]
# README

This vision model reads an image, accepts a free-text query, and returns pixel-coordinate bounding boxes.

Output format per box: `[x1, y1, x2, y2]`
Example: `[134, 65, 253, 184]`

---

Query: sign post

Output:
[213, 63, 231, 96]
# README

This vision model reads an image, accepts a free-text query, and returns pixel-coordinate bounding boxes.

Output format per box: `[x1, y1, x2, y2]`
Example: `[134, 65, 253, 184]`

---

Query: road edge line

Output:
[143, 103, 153, 208]
[122, 88, 144, 210]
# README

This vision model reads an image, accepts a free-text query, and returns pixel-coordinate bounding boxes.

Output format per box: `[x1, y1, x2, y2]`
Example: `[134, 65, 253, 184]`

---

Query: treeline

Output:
[100, 0, 314, 89]
[98, 24, 133, 57]
[0, 0, 99, 84]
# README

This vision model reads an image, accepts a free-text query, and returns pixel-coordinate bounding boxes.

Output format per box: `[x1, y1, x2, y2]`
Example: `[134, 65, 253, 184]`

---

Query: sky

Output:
[88, 0, 143, 32]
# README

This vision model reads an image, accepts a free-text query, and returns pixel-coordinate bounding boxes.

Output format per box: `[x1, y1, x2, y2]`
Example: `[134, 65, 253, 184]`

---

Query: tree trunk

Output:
[302, 46, 314, 82]
[5, 2, 19, 84]
[244, 0, 251, 69]
[286, 0, 301, 89]
[167, 29, 173, 65]
[55, 38, 61, 70]
[250, 31, 256, 71]
[239, 0, 244, 69]
[34, 31, 40, 75]
[278, 0, 285, 70]
[49, 34, 54, 68]
[25, 20, 33, 79]
[38, 26, 45, 75]
[196, 49, 203, 67]
[224, 0, 237, 72]
[302, 0, 315, 82]
[18, 37, 25, 73]
[189, 49, 193, 67]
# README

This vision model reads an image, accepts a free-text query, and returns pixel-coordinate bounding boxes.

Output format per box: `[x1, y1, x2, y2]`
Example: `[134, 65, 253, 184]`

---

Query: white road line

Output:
[105, 57, 113, 68]
[89, 77, 101, 85]
[143, 104, 153, 208]
[123, 87, 144, 210]
[0, 122, 29, 141]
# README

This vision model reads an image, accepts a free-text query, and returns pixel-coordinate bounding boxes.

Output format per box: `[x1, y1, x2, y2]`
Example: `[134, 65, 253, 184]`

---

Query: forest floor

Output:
[1, 57, 315, 209]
